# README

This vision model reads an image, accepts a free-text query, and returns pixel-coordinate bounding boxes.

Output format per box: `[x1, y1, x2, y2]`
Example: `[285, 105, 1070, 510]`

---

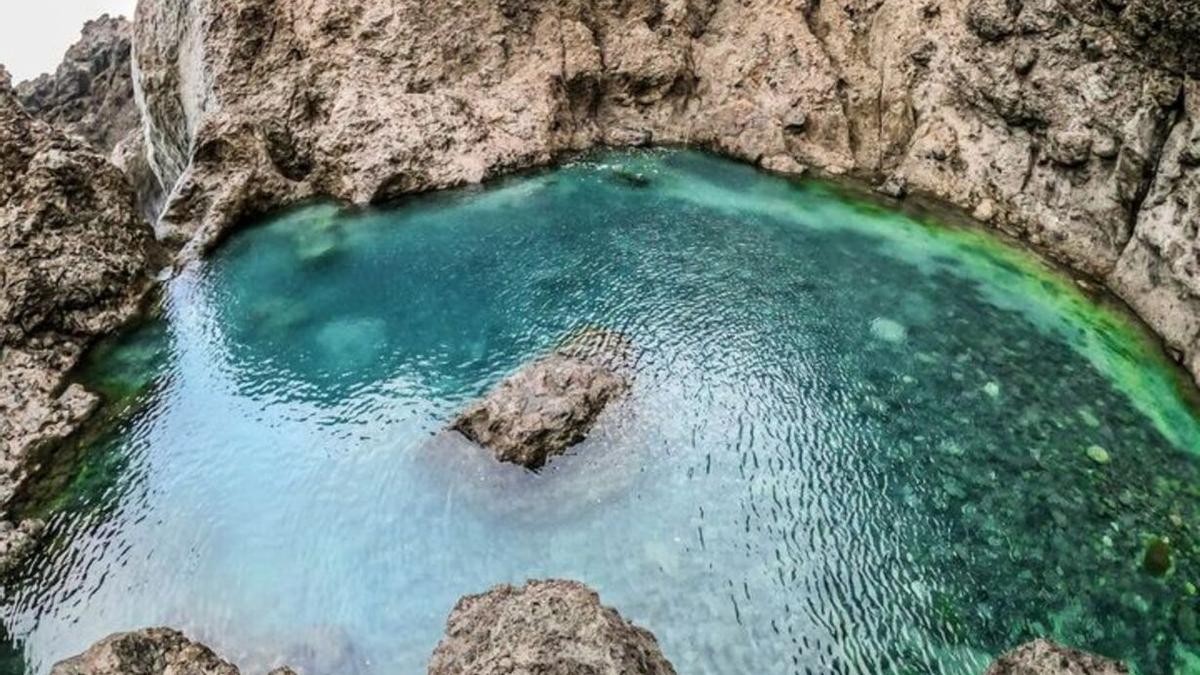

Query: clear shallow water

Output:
[4, 150, 1200, 674]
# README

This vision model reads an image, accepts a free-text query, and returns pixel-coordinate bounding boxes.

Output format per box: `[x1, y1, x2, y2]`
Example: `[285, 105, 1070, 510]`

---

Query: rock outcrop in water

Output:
[49, 628, 242, 675]
[128, 0, 1200, 384]
[428, 579, 677, 675]
[984, 639, 1128, 674]
[451, 329, 631, 469]
[0, 65, 154, 572]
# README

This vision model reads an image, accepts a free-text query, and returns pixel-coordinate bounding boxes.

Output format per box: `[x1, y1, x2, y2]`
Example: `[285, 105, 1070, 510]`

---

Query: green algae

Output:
[639, 150, 1200, 453]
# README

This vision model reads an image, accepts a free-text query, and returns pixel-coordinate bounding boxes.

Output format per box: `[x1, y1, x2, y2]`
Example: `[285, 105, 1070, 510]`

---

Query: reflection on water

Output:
[3, 150, 1200, 675]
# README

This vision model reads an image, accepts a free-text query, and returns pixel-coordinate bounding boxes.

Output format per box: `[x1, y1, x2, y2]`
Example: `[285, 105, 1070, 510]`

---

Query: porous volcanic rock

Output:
[128, 0, 1200, 386]
[49, 628, 240, 675]
[428, 579, 676, 675]
[985, 639, 1129, 675]
[0, 65, 154, 571]
[451, 329, 631, 469]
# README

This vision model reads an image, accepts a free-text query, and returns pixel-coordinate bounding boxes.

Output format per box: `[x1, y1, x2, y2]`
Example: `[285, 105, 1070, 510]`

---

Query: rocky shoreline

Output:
[1, 0, 1199, 673]
[49, 581, 1128, 675]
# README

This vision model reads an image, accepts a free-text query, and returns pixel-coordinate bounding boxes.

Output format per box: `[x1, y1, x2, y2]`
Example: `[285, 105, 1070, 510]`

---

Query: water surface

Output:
[5, 150, 1200, 674]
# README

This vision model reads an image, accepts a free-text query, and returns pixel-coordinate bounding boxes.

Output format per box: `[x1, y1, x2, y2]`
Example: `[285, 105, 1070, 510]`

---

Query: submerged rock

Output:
[451, 329, 632, 470]
[985, 639, 1128, 674]
[1086, 445, 1111, 465]
[50, 628, 240, 675]
[1143, 536, 1174, 576]
[428, 579, 675, 675]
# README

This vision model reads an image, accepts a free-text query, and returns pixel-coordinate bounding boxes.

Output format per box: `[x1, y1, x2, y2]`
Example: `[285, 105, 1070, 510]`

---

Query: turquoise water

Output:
[4, 150, 1200, 674]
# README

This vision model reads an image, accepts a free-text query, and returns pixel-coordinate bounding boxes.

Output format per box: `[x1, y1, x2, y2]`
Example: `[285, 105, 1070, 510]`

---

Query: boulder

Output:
[451, 329, 632, 469]
[985, 639, 1129, 675]
[50, 628, 240, 675]
[428, 579, 675, 675]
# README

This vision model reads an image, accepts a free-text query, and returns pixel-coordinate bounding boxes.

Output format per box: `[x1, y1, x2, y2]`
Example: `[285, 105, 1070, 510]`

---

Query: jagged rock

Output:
[985, 639, 1128, 674]
[50, 628, 240, 675]
[17, 16, 138, 155]
[15, 15, 161, 218]
[451, 329, 631, 469]
[0, 66, 154, 572]
[428, 579, 676, 675]
[127, 0, 1200, 387]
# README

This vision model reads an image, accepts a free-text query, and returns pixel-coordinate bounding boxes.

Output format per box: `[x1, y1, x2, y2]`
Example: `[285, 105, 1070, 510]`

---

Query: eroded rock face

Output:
[49, 628, 240, 675]
[428, 579, 676, 675]
[129, 0, 1200, 385]
[17, 15, 162, 219]
[985, 639, 1129, 675]
[0, 65, 154, 571]
[17, 16, 139, 155]
[451, 329, 631, 469]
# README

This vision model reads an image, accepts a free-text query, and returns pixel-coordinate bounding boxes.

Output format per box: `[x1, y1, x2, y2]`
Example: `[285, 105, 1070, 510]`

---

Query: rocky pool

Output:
[3, 150, 1200, 674]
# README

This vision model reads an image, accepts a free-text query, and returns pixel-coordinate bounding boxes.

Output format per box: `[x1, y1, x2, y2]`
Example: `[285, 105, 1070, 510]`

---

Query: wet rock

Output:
[50, 628, 240, 675]
[428, 579, 675, 675]
[0, 68, 154, 572]
[1143, 536, 1173, 576]
[985, 639, 1128, 674]
[1086, 445, 1111, 464]
[451, 329, 631, 470]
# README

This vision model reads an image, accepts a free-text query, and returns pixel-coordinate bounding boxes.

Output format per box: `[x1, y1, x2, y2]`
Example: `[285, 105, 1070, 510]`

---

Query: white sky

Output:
[0, 1, 138, 83]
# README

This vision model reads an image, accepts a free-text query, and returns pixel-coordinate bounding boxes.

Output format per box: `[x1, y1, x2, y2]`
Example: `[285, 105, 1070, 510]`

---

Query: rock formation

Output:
[49, 628, 241, 675]
[0, 65, 154, 572]
[451, 329, 632, 469]
[17, 16, 138, 155]
[128, 0, 1200, 383]
[428, 579, 677, 675]
[16, 15, 161, 219]
[984, 639, 1129, 675]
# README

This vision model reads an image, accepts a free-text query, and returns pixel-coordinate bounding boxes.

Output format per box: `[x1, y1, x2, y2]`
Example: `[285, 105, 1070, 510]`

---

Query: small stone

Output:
[983, 381, 1001, 398]
[870, 318, 908, 343]
[760, 154, 806, 176]
[973, 198, 997, 222]
[1086, 445, 1111, 464]
[876, 175, 908, 198]
[782, 109, 808, 132]
[1143, 536, 1173, 577]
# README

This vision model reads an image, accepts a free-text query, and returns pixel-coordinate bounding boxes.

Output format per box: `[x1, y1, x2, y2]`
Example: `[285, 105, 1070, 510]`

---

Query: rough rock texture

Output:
[17, 16, 139, 155]
[985, 639, 1129, 675]
[16, 15, 162, 219]
[49, 628, 240, 675]
[129, 0, 1200, 384]
[0, 65, 154, 572]
[452, 329, 631, 469]
[428, 579, 676, 675]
